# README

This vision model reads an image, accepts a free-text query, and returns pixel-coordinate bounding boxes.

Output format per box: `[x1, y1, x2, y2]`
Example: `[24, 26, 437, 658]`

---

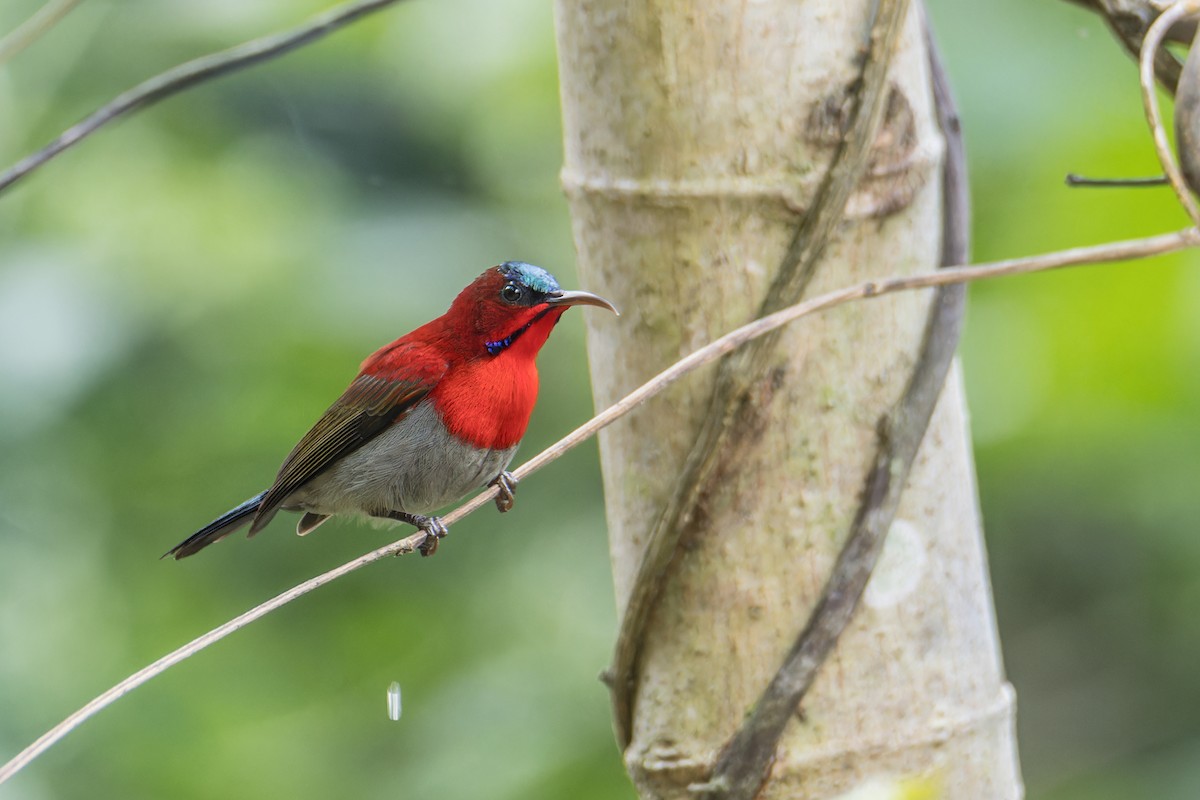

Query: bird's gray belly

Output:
[285, 401, 517, 518]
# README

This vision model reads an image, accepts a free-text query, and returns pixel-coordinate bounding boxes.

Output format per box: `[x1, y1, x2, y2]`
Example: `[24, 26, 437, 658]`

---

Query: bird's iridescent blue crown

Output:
[498, 261, 560, 294]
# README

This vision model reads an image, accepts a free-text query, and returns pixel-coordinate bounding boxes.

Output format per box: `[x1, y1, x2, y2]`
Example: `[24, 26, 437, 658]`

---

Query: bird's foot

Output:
[489, 470, 518, 513]
[372, 509, 449, 557]
[413, 515, 448, 557]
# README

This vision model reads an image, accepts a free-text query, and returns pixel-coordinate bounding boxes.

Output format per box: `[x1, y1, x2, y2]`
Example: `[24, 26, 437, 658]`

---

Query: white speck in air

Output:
[387, 681, 402, 721]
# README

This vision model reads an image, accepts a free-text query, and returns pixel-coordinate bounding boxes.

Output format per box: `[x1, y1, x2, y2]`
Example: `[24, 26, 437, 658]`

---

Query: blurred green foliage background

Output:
[0, 0, 1197, 798]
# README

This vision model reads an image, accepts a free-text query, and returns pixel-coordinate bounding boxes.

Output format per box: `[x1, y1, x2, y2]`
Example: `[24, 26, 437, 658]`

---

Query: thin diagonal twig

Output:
[0, 226, 1194, 787]
[0, 0, 85, 64]
[0, 0, 407, 195]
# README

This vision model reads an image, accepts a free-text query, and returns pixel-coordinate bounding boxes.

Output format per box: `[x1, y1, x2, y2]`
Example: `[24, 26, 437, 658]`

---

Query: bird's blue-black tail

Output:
[164, 492, 267, 560]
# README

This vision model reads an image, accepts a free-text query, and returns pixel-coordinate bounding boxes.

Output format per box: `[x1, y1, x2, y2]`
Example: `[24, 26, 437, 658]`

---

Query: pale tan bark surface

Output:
[556, 2, 1022, 798]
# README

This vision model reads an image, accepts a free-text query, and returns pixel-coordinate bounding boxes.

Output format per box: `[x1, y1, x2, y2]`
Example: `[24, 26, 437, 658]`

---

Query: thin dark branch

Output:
[0, 0, 407, 195]
[1065, 173, 1169, 187]
[696, 16, 970, 798]
[934, 19, 971, 271]
[607, 0, 913, 748]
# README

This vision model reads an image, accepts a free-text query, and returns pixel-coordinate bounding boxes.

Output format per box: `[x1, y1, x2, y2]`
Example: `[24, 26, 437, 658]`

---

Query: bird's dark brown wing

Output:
[248, 370, 443, 534]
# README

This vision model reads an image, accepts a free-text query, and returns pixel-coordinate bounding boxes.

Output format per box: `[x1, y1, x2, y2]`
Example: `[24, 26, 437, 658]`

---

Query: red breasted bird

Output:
[165, 262, 617, 560]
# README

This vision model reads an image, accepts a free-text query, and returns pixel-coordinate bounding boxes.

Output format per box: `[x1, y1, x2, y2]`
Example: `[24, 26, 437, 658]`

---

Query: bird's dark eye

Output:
[500, 283, 524, 303]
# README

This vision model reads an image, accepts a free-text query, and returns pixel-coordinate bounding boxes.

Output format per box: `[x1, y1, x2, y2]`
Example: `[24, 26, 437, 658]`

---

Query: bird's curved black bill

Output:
[545, 290, 619, 316]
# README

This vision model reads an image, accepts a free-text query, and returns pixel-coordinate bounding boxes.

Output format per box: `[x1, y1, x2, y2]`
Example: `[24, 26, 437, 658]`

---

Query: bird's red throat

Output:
[430, 308, 566, 450]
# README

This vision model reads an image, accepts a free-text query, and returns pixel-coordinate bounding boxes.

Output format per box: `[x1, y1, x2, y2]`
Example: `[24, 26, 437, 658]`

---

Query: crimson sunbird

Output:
[165, 262, 617, 560]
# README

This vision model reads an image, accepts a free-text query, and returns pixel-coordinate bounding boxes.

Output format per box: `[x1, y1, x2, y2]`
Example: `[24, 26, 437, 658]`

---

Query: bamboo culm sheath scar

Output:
[165, 262, 618, 560]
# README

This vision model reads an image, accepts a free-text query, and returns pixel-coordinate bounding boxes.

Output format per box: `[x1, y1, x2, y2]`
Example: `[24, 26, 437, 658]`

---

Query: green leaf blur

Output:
[0, 0, 1196, 798]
